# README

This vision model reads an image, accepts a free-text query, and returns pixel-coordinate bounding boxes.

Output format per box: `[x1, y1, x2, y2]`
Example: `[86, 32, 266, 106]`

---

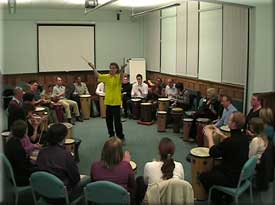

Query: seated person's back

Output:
[91, 137, 135, 193]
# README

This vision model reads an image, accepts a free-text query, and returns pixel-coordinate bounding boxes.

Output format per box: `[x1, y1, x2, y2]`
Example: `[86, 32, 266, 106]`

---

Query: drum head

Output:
[183, 118, 193, 122]
[131, 98, 141, 102]
[158, 98, 169, 102]
[196, 118, 210, 122]
[35, 107, 45, 112]
[1, 131, 10, 137]
[130, 161, 137, 170]
[141, 102, 152, 105]
[80, 95, 91, 98]
[172, 108, 183, 112]
[220, 125, 230, 132]
[157, 111, 167, 114]
[62, 123, 73, 129]
[190, 147, 210, 157]
[185, 111, 196, 116]
[65, 139, 75, 144]
[99, 94, 105, 97]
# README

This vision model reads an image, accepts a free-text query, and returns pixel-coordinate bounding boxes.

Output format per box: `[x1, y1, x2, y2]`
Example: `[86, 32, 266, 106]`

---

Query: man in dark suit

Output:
[7, 87, 25, 130]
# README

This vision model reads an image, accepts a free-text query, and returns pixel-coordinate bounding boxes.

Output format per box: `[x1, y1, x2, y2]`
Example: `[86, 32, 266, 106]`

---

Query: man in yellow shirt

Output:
[88, 62, 125, 141]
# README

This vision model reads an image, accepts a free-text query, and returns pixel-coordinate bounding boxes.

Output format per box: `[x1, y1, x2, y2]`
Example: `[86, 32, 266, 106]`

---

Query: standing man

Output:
[88, 62, 126, 142]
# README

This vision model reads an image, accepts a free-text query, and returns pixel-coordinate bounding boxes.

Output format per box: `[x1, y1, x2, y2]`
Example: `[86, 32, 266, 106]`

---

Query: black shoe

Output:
[67, 118, 75, 125]
[186, 154, 191, 162]
[76, 116, 83, 122]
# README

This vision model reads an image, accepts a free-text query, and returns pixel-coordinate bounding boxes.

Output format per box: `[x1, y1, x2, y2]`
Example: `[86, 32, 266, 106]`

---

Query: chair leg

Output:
[208, 188, 213, 205]
[250, 184, 253, 203]
[235, 196, 238, 205]
[15, 192, 19, 205]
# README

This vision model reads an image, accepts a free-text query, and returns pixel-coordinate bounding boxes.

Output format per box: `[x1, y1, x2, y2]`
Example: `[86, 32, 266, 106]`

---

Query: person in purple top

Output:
[91, 137, 135, 199]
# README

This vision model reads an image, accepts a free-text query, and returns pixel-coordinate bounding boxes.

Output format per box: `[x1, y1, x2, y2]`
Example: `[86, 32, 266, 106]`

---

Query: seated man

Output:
[5, 120, 37, 186]
[73, 76, 90, 96]
[215, 95, 237, 128]
[164, 79, 178, 102]
[29, 80, 44, 106]
[199, 112, 249, 204]
[121, 74, 132, 118]
[173, 82, 190, 110]
[8, 87, 25, 130]
[246, 93, 262, 132]
[131, 74, 148, 99]
[37, 123, 89, 202]
[52, 77, 83, 124]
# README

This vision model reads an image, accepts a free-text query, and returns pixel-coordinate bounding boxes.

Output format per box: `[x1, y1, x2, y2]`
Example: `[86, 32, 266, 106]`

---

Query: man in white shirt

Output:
[52, 77, 82, 124]
[165, 79, 178, 101]
[131, 74, 148, 99]
[74, 76, 90, 95]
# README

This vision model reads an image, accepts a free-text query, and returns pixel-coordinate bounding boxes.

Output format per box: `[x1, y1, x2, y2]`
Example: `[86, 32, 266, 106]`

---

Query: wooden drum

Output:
[196, 118, 210, 146]
[1, 131, 10, 150]
[140, 102, 153, 122]
[41, 112, 49, 131]
[158, 98, 170, 111]
[183, 118, 193, 141]
[131, 98, 141, 120]
[99, 94, 106, 118]
[171, 108, 183, 133]
[190, 147, 213, 201]
[48, 122, 73, 139]
[157, 111, 167, 132]
[64, 138, 75, 154]
[80, 94, 91, 120]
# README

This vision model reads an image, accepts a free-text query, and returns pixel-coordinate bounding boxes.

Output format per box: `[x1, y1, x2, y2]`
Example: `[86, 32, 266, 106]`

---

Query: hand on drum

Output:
[123, 150, 131, 162]
[34, 143, 42, 149]
[214, 127, 227, 139]
[203, 125, 215, 138]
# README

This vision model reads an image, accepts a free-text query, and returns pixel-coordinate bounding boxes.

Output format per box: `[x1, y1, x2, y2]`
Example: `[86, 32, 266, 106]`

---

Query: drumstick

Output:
[81, 56, 90, 63]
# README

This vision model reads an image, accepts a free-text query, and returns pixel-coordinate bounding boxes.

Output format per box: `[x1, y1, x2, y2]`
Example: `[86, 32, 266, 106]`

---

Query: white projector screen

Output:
[38, 24, 95, 72]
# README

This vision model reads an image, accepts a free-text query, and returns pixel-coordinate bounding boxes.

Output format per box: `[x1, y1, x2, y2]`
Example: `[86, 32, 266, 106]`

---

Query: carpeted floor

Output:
[74, 117, 275, 204]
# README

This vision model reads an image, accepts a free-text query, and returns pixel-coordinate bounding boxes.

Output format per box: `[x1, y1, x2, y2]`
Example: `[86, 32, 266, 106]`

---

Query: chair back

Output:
[84, 181, 129, 204]
[30, 171, 69, 203]
[0, 153, 17, 187]
[238, 156, 257, 185]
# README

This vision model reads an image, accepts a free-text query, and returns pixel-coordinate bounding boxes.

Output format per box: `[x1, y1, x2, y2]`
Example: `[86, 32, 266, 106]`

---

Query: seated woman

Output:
[5, 120, 37, 186]
[259, 108, 274, 143]
[37, 123, 89, 202]
[90, 137, 135, 196]
[135, 138, 184, 204]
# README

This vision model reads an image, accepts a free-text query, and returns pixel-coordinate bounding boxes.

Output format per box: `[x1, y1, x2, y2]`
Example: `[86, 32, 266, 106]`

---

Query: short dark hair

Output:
[23, 92, 35, 102]
[222, 95, 232, 103]
[252, 93, 263, 105]
[46, 123, 68, 145]
[109, 62, 119, 70]
[28, 80, 38, 85]
[136, 74, 143, 79]
[11, 120, 27, 139]
[175, 82, 184, 92]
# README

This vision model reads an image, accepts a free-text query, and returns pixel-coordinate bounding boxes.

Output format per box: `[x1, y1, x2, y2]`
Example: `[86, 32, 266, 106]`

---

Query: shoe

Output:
[186, 154, 191, 162]
[188, 138, 195, 143]
[68, 118, 75, 125]
[76, 116, 83, 122]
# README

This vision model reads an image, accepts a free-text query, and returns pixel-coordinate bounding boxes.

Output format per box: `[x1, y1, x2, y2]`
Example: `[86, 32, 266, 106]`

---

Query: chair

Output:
[84, 181, 130, 204]
[208, 156, 257, 205]
[0, 153, 31, 205]
[30, 171, 82, 205]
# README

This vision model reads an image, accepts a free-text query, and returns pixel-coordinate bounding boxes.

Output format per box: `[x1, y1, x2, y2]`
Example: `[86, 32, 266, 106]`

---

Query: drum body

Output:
[157, 111, 167, 132]
[140, 103, 153, 122]
[196, 118, 210, 146]
[183, 118, 193, 141]
[53, 103, 64, 122]
[158, 98, 170, 111]
[41, 112, 49, 131]
[80, 95, 91, 120]
[131, 99, 141, 120]
[171, 108, 183, 133]
[48, 122, 73, 139]
[64, 139, 75, 154]
[190, 147, 213, 201]
[99, 94, 106, 118]
[35, 107, 46, 116]
[1, 131, 10, 150]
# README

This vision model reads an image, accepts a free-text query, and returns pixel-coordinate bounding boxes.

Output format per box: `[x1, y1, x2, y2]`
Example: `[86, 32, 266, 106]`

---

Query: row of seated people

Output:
[4, 108, 274, 204]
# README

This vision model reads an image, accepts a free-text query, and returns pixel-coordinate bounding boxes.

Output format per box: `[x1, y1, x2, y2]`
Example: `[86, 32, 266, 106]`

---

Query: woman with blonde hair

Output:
[259, 107, 274, 143]
[90, 137, 135, 195]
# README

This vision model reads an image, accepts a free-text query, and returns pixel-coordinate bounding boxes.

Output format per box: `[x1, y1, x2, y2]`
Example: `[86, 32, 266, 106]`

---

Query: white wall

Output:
[0, 8, 144, 74]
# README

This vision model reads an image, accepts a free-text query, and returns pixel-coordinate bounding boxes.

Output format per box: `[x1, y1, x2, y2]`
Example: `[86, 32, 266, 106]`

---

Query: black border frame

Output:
[37, 23, 96, 73]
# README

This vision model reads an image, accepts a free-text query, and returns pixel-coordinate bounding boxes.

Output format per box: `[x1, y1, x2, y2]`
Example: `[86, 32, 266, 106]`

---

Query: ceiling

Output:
[0, 0, 181, 10]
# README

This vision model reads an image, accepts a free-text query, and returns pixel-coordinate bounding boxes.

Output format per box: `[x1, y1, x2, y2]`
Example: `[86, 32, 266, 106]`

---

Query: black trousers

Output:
[106, 105, 124, 139]
[122, 95, 131, 116]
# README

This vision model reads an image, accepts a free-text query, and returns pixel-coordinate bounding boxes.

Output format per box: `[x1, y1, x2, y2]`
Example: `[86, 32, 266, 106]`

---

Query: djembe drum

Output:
[196, 118, 210, 146]
[131, 98, 141, 120]
[64, 138, 75, 154]
[157, 111, 167, 132]
[190, 147, 213, 201]
[171, 107, 183, 133]
[158, 98, 170, 111]
[140, 102, 153, 122]
[99, 94, 106, 118]
[1, 131, 10, 151]
[183, 118, 193, 141]
[80, 94, 91, 120]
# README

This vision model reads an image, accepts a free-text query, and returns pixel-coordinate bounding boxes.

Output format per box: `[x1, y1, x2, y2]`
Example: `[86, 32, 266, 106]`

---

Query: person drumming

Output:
[88, 62, 126, 142]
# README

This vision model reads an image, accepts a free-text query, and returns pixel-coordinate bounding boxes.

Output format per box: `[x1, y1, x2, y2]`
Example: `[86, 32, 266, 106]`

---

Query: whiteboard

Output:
[38, 24, 95, 72]
[128, 58, 146, 84]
